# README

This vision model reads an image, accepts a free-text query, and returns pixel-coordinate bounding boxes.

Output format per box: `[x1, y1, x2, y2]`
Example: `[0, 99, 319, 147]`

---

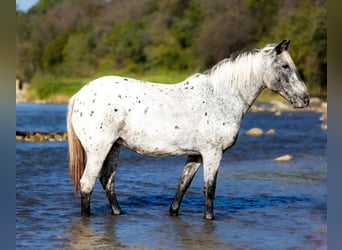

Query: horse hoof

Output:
[111, 209, 121, 215]
[204, 213, 214, 220]
[169, 208, 179, 216]
[81, 210, 90, 217]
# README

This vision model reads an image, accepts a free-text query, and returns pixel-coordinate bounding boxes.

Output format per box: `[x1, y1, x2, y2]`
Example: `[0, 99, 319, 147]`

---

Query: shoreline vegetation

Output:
[17, 1, 326, 101]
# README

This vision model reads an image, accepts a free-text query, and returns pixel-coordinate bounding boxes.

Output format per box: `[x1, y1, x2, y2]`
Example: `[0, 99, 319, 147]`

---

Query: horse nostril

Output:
[304, 95, 310, 105]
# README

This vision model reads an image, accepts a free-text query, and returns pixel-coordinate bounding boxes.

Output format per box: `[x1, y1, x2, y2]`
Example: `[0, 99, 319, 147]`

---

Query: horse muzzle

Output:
[291, 93, 310, 108]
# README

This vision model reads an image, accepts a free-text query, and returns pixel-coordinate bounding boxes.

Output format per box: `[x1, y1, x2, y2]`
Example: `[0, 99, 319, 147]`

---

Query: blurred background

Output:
[16, 0, 326, 101]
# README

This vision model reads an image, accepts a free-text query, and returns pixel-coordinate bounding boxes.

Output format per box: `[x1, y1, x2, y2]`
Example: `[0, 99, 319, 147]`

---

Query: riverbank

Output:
[16, 131, 67, 142]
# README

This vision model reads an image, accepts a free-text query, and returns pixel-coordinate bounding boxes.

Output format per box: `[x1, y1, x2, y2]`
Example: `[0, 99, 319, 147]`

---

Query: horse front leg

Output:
[202, 150, 222, 220]
[100, 142, 121, 215]
[169, 155, 202, 216]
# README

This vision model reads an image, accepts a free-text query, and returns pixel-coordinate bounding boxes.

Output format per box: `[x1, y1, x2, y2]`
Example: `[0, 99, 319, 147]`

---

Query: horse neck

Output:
[209, 53, 266, 115]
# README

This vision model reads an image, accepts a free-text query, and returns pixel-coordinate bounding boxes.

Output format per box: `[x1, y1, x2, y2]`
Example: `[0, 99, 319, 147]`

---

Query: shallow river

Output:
[16, 103, 326, 249]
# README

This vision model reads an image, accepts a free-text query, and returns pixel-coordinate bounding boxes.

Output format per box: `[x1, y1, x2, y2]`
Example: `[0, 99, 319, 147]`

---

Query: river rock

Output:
[16, 131, 67, 142]
[245, 127, 263, 136]
[274, 154, 293, 162]
[266, 129, 276, 135]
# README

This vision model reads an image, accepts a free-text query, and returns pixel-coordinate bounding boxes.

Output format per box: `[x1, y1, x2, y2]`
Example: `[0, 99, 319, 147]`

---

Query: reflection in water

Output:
[62, 211, 222, 249]
[63, 217, 123, 249]
[16, 104, 326, 249]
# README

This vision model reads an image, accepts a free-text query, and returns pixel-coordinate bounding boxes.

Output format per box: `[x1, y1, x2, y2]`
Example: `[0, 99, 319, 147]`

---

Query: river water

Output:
[16, 103, 326, 249]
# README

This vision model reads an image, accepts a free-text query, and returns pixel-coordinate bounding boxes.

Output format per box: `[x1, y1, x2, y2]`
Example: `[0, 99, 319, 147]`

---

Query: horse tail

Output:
[67, 95, 85, 194]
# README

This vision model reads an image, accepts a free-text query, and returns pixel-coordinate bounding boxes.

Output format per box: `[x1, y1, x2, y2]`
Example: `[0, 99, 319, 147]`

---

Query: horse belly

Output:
[117, 121, 199, 157]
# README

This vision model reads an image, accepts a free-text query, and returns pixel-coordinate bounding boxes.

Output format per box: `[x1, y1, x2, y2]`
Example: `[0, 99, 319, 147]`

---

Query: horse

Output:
[67, 40, 309, 220]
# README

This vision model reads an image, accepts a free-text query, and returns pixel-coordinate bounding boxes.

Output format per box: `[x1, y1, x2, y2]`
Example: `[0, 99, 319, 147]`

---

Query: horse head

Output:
[262, 40, 310, 108]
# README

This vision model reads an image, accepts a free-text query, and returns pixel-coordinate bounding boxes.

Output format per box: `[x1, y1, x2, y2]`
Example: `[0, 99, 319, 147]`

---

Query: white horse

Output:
[67, 40, 309, 220]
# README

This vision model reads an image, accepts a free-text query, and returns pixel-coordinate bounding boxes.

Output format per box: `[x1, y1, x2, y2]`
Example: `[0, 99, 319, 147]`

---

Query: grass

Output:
[25, 71, 325, 103]
[25, 70, 193, 102]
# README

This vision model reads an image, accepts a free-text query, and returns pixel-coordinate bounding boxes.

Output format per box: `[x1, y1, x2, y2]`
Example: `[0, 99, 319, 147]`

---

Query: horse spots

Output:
[80, 112, 83, 117]
[124, 78, 128, 81]
[114, 109, 118, 112]
[90, 111, 94, 116]
[175, 125, 180, 129]
[108, 103, 111, 106]
[144, 107, 149, 114]
[92, 99, 95, 103]
[128, 109, 131, 112]
[205, 112, 208, 116]
[118, 94, 122, 99]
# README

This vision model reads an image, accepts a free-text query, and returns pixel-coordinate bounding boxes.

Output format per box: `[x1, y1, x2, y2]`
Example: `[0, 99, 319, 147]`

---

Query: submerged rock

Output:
[266, 129, 276, 135]
[274, 154, 293, 162]
[245, 127, 263, 136]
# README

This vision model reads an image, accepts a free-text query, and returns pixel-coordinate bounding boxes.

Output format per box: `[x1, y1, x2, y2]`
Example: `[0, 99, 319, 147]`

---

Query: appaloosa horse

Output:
[67, 40, 309, 219]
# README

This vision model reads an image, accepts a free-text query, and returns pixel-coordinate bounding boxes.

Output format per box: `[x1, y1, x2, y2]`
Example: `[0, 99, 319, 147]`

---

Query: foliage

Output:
[256, 0, 326, 94]
[16, 0, 326, 99]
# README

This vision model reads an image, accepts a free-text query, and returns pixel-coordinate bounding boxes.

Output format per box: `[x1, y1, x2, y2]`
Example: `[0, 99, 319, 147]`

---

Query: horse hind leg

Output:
[80, 142, 116, 216]
[169, 155, 202, 216]
[80, 154, 106, 216]
[100, 142, 121, 215]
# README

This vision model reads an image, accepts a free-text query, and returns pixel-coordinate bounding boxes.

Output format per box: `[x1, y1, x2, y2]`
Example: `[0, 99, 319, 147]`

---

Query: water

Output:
[16, 103, 327, 249]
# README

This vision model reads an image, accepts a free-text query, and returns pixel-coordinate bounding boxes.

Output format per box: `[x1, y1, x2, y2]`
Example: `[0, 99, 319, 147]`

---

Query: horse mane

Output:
[203, 48, 260, 76]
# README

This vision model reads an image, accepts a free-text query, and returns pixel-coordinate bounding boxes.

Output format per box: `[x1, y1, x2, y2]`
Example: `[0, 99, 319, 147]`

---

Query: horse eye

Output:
[282, 64, 289, 69]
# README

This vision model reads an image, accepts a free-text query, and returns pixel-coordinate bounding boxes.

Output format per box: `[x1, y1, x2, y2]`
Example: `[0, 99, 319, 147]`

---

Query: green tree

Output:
[258, 0, 326, 94]
[31, 0, 64, 14]
[42, 32, 69, 73]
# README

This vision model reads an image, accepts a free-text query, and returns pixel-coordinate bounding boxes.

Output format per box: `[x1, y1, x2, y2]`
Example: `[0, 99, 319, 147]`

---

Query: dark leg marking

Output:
[81, 192, 91, 216]
[169, 155, 202, 216]
[100, 142, 122, 215]
[203, 178, 217, 220]
[202, 150, 222, 220]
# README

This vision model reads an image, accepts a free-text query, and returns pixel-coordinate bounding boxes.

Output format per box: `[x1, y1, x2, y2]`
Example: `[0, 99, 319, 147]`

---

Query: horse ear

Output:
[274, 40, 290, 54]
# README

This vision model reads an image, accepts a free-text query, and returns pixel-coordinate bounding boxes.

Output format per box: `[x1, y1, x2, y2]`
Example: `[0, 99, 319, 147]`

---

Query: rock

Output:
[245, 128, 263, 136]
[309, 97, 322, 106]
[270, 100, 292, 111]
[275, 154, 293, 162]
[16, 131, 68, 142]
[321, 123, 327, 130]
[266, 129, 276, 135]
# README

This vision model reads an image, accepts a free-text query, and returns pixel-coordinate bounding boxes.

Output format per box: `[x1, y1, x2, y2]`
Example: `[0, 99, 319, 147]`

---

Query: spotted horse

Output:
[67, 40, 309, 220]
